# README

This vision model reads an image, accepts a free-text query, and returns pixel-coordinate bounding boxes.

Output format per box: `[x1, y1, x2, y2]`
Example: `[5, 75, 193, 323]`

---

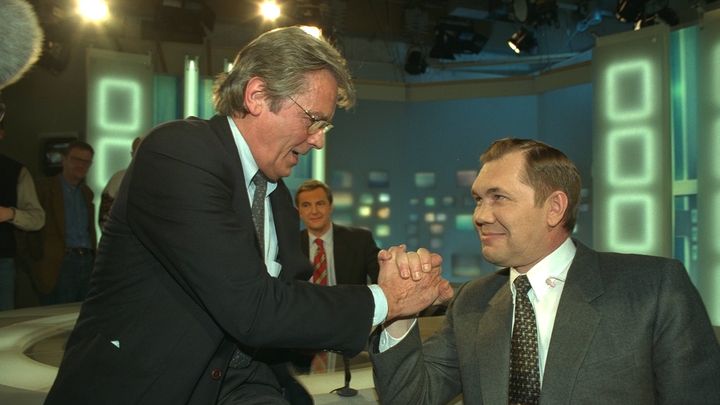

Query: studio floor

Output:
[0, 304, 451, 405]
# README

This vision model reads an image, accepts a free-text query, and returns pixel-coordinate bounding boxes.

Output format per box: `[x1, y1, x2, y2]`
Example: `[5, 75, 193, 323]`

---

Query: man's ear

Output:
[243, 77, 266, 117]
[546, 190, 569, 228]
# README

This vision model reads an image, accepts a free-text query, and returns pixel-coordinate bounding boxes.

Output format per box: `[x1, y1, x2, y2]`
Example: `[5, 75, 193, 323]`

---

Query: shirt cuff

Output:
[368, 284, 388, 327]
[379, 318, 417, 353]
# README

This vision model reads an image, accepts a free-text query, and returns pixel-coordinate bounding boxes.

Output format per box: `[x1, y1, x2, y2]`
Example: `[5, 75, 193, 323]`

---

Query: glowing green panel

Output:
[605, 59, 654, 122]
[97, 78, 142, 132]
[716, 192, 720, 255]
[607, 195, 656, 253]
[183, 56, 199, 118]
[607, 126, 655, 186]
[715, 44, 720, 108]
[94, 137, 133, 190]
[715, 119, 720, 179]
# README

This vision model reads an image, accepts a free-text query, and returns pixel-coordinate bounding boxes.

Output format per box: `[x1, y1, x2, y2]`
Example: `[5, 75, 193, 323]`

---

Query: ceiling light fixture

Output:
[507, 28, 537, 55]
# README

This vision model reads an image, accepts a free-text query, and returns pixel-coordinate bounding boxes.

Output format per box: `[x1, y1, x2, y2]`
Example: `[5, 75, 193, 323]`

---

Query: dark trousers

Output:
[40, 250, 93, 305]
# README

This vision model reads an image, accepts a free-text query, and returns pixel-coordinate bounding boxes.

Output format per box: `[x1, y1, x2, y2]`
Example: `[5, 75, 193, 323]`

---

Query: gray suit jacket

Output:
[370, 240, 720, 404]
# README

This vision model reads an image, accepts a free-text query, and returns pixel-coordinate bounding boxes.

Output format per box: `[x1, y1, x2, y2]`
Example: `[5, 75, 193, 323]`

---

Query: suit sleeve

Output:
[126, 126, 374, 353]
[652, 260, 720, 404]
[362, 229, 380, 284]
[370, 291, 464, 404]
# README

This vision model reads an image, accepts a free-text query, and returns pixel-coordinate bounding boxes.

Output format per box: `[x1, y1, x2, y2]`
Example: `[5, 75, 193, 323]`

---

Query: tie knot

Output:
[514, 275, 532, 295]
[314, 238, 324, 248]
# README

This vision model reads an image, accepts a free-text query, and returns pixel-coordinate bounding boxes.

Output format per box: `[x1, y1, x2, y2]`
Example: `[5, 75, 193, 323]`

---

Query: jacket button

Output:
[210, 368, 222, 380]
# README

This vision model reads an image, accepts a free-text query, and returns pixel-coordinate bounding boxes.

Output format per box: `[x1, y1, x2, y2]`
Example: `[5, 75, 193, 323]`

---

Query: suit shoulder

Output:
[453, 271, 508, 308]
[335, 224, 373, 238]
[594, 251, 684, 279]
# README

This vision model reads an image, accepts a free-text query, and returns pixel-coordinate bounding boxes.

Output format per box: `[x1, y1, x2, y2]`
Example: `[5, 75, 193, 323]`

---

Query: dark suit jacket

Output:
[28, 175, 96, 294]
[300, 223, 380, 284]
[44, 115, 375, 405]
[370, 240, 720, 405]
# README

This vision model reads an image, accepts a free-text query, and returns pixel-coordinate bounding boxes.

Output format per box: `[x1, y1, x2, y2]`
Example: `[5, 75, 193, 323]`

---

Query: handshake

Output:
[377, 245, 454, 323]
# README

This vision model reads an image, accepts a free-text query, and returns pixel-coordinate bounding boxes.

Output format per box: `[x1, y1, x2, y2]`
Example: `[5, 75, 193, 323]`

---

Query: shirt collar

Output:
[226, 116, 277, 195]
[510, 237, 576, 301]
[312, 224, 334, 247]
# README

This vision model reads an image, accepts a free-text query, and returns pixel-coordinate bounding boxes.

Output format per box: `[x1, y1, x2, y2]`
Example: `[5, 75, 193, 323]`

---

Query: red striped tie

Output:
[312, 238, 328, 285]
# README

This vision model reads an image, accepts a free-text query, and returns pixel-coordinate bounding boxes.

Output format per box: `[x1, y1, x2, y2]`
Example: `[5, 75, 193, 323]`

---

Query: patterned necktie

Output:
[251, 171, 267, 256]
[311, 238, 328, 285]
[509, 275, 541, 405]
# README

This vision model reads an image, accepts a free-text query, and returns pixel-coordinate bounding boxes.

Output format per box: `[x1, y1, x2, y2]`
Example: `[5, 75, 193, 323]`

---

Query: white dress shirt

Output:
[226, 117, 388, 325]
[510, 237, 576, 385]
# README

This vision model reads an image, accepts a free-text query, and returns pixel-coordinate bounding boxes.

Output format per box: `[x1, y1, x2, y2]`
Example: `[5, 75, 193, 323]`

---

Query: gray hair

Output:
[213, 26, 355, 116]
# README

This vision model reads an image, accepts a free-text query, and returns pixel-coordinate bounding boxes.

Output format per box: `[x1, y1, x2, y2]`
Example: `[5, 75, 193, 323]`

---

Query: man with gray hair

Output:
[46, 27, 451, 405]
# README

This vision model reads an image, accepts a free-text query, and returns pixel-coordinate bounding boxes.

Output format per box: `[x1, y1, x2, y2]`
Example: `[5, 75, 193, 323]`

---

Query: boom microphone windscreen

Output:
[0, 0, 44, 89]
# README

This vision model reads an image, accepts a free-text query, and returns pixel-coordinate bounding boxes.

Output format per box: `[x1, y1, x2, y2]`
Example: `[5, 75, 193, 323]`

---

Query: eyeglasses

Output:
[288, 96, 334, 135]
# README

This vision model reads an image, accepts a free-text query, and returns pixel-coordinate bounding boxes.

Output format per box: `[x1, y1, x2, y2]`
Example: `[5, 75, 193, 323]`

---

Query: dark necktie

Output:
[509, 275, 541, 405]
[311, 238, 328, 285]
[251, 171, 267, 255]
[229, 171, 267, 369]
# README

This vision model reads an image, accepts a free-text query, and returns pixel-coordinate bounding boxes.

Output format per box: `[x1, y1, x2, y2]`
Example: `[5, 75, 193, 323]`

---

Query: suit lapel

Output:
[300, 230, 309, 259]
[541, 241, 604, 403]
[473, 272, 513, 405]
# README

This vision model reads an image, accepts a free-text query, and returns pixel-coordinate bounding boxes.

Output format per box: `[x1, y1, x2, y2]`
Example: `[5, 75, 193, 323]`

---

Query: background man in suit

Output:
[31, 140, 95, 305]
[0, 98, 45, 310]
[45, 27, 451, 405]
[297, 179, 379, 286]
[370, 138, 720, 404]
[295, 179, 380, 373]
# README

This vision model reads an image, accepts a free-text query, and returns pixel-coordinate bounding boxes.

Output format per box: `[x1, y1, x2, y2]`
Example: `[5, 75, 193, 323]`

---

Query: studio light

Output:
[429, 18, 487, 61]
[404, 48, 427, 75]
[615, 0, 645, 23]
[259, 0, 281, 22]
[507, 28, 537, 54]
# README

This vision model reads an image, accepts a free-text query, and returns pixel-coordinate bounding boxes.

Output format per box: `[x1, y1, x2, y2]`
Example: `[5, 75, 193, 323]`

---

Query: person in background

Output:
[297, 179, 380, 286]
[295, 179, 380, 373]
[99, 136, 142, 230]
[31, 140, 96, 305]
[45, 26, 452, 405]
[370, 138, 720, 404]
[0, 97, 45, 310]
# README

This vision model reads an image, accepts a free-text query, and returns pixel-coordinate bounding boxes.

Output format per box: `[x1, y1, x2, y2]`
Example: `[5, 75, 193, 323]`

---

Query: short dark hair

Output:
[63, 140, 94, 156]
[295, 179, 333, 206]
[480, 138, 581, 232]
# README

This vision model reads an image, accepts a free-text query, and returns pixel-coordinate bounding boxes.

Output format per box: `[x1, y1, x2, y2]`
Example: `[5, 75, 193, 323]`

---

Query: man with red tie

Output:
[295, 179, 381, 374]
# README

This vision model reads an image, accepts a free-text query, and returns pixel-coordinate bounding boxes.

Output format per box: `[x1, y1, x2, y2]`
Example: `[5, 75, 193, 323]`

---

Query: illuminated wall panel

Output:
[183, 56, 199, 118]
[87, 49, 153, 236]
[697, 9, 720, 324]
[593, 25, 672, 256]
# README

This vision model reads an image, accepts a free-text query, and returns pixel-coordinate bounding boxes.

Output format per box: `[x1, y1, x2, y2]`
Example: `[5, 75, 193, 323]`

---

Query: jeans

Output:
[0, 257, 15, 311]
[40, 251, 93, 305]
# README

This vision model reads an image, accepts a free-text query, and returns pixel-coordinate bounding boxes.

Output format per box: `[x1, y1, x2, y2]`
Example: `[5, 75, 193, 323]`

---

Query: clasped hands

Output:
[377, 245, 454, 322]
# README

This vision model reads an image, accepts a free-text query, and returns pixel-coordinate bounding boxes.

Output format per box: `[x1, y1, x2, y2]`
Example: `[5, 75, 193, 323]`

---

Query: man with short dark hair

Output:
[31, 140, 96, 305]
[294, 179, 380, 375]
[371, 138, 720, 404]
